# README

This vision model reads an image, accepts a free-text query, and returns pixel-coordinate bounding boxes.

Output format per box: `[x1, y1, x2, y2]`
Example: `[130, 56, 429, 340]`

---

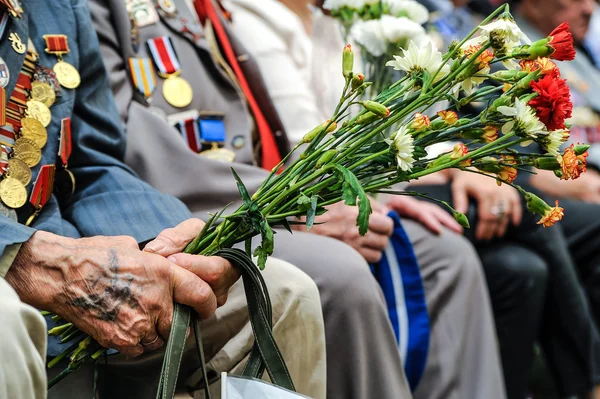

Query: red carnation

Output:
[548, 22, 576, 61]
[528, 72, 573, 130]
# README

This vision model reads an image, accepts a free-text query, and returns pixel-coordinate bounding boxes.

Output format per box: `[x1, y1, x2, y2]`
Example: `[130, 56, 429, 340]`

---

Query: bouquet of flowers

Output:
[324, 0, 431, 94]
[47, 4, 586, 386]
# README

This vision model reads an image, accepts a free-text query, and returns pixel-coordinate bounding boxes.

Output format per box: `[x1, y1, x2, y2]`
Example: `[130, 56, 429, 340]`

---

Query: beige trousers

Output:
[0, 278, 48, 399]
[47, 257, 326, 399]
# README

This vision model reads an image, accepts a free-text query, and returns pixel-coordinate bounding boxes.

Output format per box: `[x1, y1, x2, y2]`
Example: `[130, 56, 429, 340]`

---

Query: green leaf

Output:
[333, 165, 372, 236]
[231, 167, 252, 207]
[253, 219, 274, 270]
[306, 196, 318, 231]
[296, 193, 312, 211]
[280, 219, 293, 234]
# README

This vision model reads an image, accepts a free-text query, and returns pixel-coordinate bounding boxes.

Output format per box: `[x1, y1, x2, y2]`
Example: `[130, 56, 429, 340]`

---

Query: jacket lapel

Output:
[159, 0, 209, 52]
[1, 2, 29, 101]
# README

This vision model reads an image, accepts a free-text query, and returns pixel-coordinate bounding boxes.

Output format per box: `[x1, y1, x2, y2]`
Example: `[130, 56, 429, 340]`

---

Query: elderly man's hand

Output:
[144, 218, 240, 307]
[301, 200, 393, 263]
[5, 223, 235, 357]
[386, 195, 463, 235]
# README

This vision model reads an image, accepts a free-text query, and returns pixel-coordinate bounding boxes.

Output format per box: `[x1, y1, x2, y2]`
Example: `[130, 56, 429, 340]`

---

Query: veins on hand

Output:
[68, 249, 137, 321]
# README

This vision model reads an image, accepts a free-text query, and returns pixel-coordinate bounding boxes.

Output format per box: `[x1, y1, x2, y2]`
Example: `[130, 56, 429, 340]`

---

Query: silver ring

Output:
[490, 203, 506, 219]
[141, 336, 160, 346]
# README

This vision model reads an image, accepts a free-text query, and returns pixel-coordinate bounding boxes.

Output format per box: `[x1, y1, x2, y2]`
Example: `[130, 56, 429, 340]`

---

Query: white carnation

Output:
[351, 19, 387, 56]
[380, 15, 426, 44]
[479, 17, 531, 51]
[392, 126, 416, 172]
[386, 39, 450, 82]
[323, 0, 378, 10]
[498, 98, 548, 141]
[385, 0, 429, 25]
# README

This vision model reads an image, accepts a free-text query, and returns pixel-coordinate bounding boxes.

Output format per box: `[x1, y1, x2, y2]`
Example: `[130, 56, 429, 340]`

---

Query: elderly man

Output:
[90, 0, 505, 398]
[0, 1, 327, 398]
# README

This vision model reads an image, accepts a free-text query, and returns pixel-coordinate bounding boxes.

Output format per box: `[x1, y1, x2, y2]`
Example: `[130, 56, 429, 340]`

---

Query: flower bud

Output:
[533, 156, 561, 170]
[436, 110, 458, 125]
[573, 144, 591, 156]
[410, 113, 431, 130]
[316, 149, 338, 168]
[351, 73, 365, 90]
[360, 101, 390, 118]
[452, 210, 470, 229]
[343, 44, 354, 79]
[301, 123, 326, 144]
[325, 120, 338, 133]
[355, 111, 381, 125]
[525, 192, 564, 227]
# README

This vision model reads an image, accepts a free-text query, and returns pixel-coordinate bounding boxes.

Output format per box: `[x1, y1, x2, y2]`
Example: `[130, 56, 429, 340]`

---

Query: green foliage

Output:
[334, 165, 372, 236]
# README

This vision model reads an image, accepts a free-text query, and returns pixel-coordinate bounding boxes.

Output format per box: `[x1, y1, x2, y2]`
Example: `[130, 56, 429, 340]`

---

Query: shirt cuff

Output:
[0, 243, 23, 278]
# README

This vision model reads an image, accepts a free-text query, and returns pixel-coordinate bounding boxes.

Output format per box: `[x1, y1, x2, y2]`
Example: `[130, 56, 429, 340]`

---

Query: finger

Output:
[112, 342, 145, 357]
[140, 334, 165, 352]
[368, 213, 394, 236]
[417, 211, 443, 235]
[168, 254, 240, 298]
[510, 195, 523, 226]
[359, 247, 383, 263]
[362, 231, 389, 252]
[496, 214, 510, 238]
[476, 196, 496, 240]
[170, 265, 218, 319]
[144, 218, 206, 256]
[431, 207, 464, 234]
[452, 182, 469, 214]
[156, 306, 173, 343]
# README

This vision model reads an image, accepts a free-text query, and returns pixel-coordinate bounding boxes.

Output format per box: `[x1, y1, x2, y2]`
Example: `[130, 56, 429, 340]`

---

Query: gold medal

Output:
[199, 144, 236, 163]
[162, 75, 193, 108]
[53, 61, 81, 89]
[20, 117, 48, 147]
[13, 138, 42, 167]
[0, 177, 27, 208]
[6, 158, 31, 185]
[31, 81, 56, 107]
[27, 100, 52, 127]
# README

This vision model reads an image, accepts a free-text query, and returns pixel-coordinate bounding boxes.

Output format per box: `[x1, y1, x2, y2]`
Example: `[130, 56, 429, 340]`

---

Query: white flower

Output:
[541, 129, 570, 155]
[385, 0, 429, 25]
[392, 126, 416, 172]
[498, 98, 548, 141]
[386, 40, 450, 82]
[452, 65, 490, 96]
[351, 19, 387, 56]
[479, 18, 531, 51]
[380, 15, 426, 44]
[323, 0, 378, 10]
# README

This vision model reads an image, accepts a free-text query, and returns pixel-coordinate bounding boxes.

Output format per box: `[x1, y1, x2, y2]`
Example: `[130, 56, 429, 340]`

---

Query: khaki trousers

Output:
[47, 257, 326, 399]
[0, 278, 48, 399]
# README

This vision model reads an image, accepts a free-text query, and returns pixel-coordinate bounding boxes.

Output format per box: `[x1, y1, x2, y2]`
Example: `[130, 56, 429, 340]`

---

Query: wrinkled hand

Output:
[386, 195, 463, 235]
[531, 169, 600, 203]
[304, 200, 393, 263]
[452, 171, 522, 240]
[144, 218, 240, 307]
[6, 230, 220, 357]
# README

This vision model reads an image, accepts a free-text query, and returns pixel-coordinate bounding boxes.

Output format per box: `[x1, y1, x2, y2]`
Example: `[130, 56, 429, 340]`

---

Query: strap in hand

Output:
[156, 248, 295, 399]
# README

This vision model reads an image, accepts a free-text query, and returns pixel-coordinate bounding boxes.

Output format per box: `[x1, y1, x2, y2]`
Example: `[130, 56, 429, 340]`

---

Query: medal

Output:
[0, 202, 17, 221]
[34, 65, 62, 99]
[127, 0, 159, 27]
[20, 117, 47, 147]
[231, 135, 246, 149]
[198, 113, 235, 162]
[0, 58, 10, 88]
[128, 57, 158, 100]
[0, 177, 27, 208]
[156, 0, 177, 17]
[1, 0, 22, 18]
[6, 158, 31, 185]
[8, 32, 25, 54]
[54, 118, 75, 201]
[31, 81, 56, 107]
[26, 164, 55, 226]
[199, 143, 236, 163]
[43, 35, 81, 89]
[147, 36, 193, 108]
[26, 100, 51, 127]
[13, 137, 41, 167]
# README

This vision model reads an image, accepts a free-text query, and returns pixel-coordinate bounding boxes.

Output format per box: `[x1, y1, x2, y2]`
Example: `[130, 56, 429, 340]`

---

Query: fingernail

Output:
[144, 240, 165, 253]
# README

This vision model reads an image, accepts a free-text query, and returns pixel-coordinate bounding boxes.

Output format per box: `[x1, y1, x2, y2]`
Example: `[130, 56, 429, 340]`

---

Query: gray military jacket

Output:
[89, 0, 272, 216]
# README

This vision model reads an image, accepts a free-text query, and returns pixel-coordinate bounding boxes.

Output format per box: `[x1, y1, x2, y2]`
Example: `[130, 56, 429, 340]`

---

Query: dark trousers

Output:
[410, 183, 600, 398]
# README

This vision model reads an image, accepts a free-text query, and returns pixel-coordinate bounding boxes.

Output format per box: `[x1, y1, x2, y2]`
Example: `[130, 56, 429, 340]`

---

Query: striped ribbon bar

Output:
[0, 125, 15, 147]
[58, 118, 72, 166]
[146, 36, 181, 76]
[0, 87, 5, 127]
[128, 57, 157, 99]
[175, 117, 202, 153]
[43, 34, 70, 55]
[30, 164, 55, 209]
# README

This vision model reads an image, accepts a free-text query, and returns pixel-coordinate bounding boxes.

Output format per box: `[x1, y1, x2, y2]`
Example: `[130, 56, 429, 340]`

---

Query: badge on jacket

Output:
[126, 0, 159, 27]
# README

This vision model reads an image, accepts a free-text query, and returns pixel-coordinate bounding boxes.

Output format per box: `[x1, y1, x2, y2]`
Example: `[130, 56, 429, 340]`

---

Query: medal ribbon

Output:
[29, 164, 55, 210]
[7, 50, 36, 130]
[0, 87, 5, 127]
[0, 146, 8, 175]
[43, 34, 70, 55]
[0, 0, 20, 18]
[146, 36, 181, 75]
[58, 118, 72, 166]
[128, 57, 157, 98]
[0, 125, 15, 147]
[175, 117, 202, 153]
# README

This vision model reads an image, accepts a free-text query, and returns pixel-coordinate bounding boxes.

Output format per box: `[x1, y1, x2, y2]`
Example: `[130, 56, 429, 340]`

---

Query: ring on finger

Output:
[141, 336, 160, 347]
[490, 203, 507, 219]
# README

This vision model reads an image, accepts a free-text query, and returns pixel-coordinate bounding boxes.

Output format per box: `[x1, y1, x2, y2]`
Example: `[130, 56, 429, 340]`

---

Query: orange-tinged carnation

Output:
[411, 113, 431, 130]
[482, 126, 498, 143]
[437, 110, 458, 125]
[497, 166, 518, 186]
[560, 146, 581, 180]
[537, 58, 558, 75]
[537, 200, 564, 227]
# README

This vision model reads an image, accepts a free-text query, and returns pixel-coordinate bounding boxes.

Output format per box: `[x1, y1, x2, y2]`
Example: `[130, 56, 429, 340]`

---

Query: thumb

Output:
[452, 182, 469, 214]
[144, 218, 205, 256]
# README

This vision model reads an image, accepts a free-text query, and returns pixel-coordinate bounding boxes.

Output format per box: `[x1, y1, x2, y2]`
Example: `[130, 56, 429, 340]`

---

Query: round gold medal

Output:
[13, 138, 42, 167]
[20, 117, 48, 147]
[199, 148, 236, 163]
[31, 81, 56, 107]
[162, 76, 193, 108]
[0, 177, 27, 209]
[53, 61, 81, 89]
[6, 158, 31, 185]
[27, 100, 52, 128]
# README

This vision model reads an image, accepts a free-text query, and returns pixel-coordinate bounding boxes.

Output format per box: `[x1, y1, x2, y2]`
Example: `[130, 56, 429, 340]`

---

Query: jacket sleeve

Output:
[61, 1, 192, 241]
